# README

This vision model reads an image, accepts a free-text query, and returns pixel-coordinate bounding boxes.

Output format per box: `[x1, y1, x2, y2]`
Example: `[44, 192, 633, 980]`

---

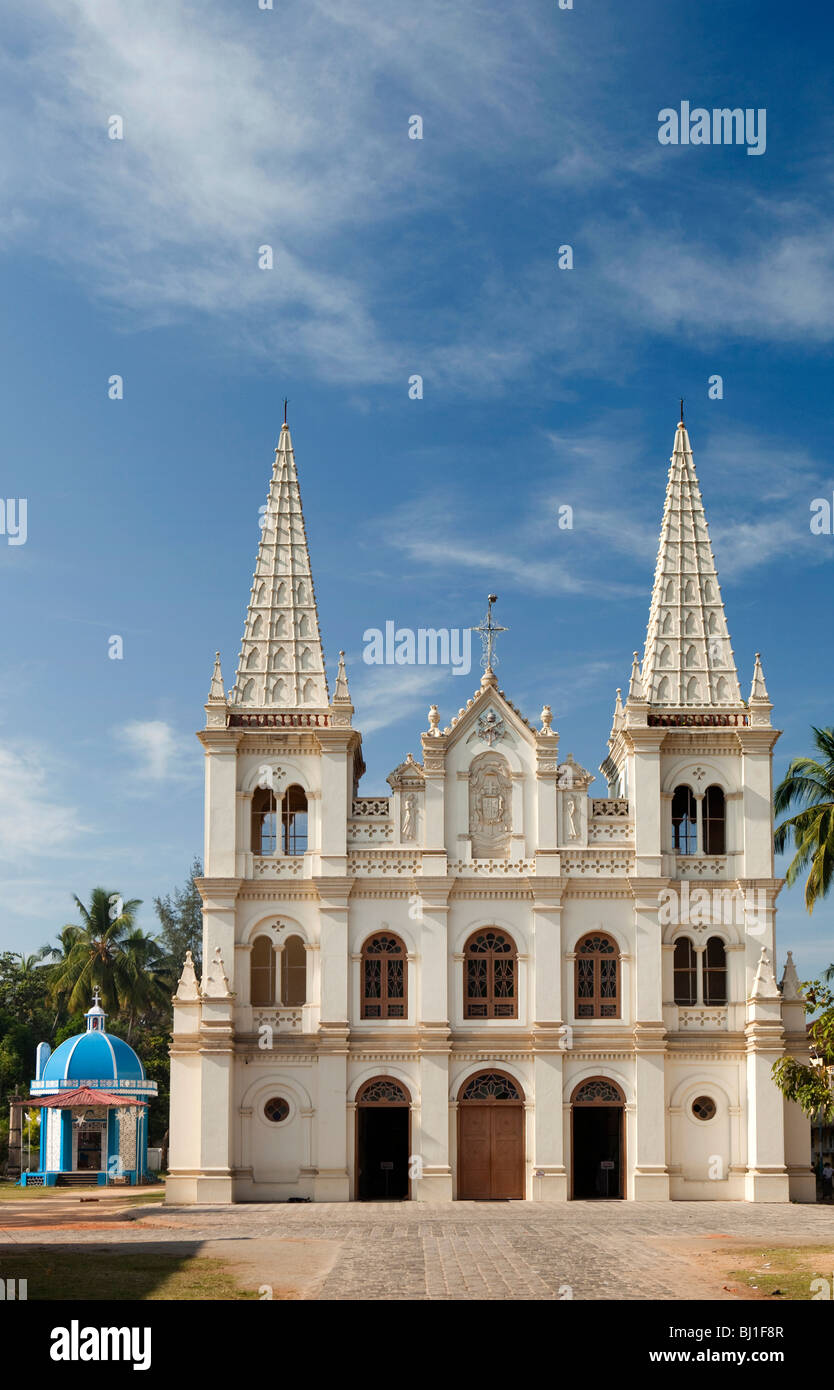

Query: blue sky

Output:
[1, 0, 832, 978]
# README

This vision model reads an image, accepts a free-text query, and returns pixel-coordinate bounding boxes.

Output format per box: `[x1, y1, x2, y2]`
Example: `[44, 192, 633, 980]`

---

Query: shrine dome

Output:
[32, 990, 149, 1096]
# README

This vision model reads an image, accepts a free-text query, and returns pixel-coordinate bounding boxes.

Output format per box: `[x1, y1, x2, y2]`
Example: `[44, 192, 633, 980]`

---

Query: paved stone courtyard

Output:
[3, 1196, 834, 1299]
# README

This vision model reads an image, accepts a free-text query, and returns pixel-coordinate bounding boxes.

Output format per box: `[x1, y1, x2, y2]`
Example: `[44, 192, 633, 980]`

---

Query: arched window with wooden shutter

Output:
[464, 929, 517, 1019]
[575, 933, 620, 1018]
[361, 933, 407, 1019]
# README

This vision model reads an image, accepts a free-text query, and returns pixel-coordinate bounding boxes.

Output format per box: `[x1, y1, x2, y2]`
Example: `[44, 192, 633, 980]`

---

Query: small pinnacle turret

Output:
[627, 652, 645, 702]
[208, 652, 225, 703]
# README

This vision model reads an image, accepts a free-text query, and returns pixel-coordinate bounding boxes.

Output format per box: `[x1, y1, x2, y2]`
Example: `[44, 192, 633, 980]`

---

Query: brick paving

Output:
[2, 1199, 833, 1300]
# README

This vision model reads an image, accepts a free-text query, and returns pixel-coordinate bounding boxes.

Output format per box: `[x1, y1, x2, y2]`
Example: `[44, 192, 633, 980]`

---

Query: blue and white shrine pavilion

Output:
[21, 989, 158, 1187]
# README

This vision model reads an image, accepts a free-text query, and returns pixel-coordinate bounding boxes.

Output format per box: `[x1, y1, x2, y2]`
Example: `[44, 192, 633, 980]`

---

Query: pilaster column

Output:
[744, 950, 790, 1201]
[529, 880, 567, 1198]
[738, 729, 780, 879]
[628, 879, 669, 1199]
[535, 746, 559, 855]
[413, 879, 452, 1199]
[315, 729, 354, 873]
[659, 792, 674, 854]
[198, 729, 241, 877]
[195, 878, 242, 991]
[313, 878, 351, 1200]
[627, 729, 665, 876]
[236, 790, 251, 876]
[510, 771, 525, 856]
[420, 730, 448, 873]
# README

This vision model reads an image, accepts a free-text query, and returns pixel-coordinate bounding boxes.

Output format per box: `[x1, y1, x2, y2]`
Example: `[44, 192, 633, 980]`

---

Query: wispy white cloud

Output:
[0, 747, 85, 861]
[351, 663, 466, 738]
[3, 3, 831, 393]
[117, 719, 196, 784]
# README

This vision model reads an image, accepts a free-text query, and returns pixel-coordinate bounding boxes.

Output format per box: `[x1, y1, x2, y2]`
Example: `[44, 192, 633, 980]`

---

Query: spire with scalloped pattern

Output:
[640, 418, 742, 708]
[230, 421, 329, 709]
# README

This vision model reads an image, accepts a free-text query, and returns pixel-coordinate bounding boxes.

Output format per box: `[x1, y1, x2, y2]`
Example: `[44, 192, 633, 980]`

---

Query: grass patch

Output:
[728, 1245, 834, 1301]
[0, 1181, 165, 1203]
[0, 1249, 258, 1300]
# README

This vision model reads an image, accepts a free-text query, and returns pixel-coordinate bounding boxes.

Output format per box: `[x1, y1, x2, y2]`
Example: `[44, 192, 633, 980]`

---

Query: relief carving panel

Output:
[469, 753, 512, 859]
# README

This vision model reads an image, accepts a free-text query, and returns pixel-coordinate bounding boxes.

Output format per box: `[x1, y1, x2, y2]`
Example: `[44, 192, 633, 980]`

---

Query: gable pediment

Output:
[440, 676, 537, 755]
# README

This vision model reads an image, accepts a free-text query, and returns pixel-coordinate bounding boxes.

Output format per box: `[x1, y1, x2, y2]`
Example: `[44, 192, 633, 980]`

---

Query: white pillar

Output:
[414, 881, 452, 1200]
[630, 881, 669, 1200]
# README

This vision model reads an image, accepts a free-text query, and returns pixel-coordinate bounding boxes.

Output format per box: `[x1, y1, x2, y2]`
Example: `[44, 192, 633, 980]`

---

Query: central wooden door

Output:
[458, 1071, 524, 1200]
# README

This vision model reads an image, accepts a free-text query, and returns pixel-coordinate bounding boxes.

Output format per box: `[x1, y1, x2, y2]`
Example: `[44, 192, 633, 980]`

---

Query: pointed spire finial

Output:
[174, 949, 201, 1002]
[780, 950, 804, 1002]
[680, 397, 684, 424]
[627, 652, 645, 702]
[751, 946, 781, 1000]
[208, 651, 225, 703]
[283, 397, 288, 427]
[748, 652, 772, 725]
[202, 946, 232, 999]
[750, 652, 770, 701]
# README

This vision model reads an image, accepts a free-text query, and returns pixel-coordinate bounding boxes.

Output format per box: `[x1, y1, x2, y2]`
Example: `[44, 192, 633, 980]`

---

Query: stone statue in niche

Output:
[401, 793, 417, 840]
[469, 753, 512, 858]
[567, 797, 578, 839]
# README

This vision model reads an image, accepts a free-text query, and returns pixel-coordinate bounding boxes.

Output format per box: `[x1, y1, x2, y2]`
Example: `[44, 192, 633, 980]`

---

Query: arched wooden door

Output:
[355, 1078, 411, 1200]
[571, 1077, 625, 1199]
[458, 1071, 524, 1200]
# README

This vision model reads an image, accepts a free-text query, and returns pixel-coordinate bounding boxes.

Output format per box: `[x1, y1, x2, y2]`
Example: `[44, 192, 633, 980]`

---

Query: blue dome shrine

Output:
[21, 989, 158, 1188]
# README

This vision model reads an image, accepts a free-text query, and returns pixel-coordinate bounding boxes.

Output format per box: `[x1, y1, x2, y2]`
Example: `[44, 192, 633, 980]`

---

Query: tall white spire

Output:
[640, 417, 742, 708]
[230, 421, 329, 709]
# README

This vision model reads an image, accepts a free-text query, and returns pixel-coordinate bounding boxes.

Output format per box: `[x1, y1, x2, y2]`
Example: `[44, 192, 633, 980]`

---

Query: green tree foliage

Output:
[154, 856, 203, 974]
[773, 729, 834, 1119]
[772, 975, 834, 1122]
[774, 726, 834, 912]
[0, 861, 200, 1164]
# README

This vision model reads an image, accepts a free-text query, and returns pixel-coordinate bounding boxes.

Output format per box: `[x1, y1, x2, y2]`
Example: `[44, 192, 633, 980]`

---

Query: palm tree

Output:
[41, 926, 83, 1030]
[774, 726, 834, 912]
[118, 928, 173, 1039]
[50, 888, 142, 1016]
[14, 947, 50, 978]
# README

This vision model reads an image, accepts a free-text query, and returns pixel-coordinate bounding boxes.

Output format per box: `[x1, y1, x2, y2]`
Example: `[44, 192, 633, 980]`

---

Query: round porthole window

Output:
[264, 1097, 290, 1123]
[692, 1096, 716, 1122]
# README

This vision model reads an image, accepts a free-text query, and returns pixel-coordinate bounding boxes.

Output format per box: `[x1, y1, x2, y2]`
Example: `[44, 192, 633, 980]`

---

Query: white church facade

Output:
[167, 414, 815, 1204]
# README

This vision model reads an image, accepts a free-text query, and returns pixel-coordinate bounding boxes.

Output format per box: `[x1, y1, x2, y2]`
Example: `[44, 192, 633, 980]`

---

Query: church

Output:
[166, 412, 815, 1204]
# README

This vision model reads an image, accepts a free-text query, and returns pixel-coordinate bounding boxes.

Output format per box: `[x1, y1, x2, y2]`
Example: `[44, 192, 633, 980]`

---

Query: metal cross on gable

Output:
[470, 594, 508, 673]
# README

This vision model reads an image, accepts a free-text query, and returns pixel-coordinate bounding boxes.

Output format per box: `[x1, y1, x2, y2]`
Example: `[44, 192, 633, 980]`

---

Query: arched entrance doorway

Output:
[571, 1078, 625, 1199]
[355, 1078, 410, 1200]
[457, 1070, 524, 1200]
